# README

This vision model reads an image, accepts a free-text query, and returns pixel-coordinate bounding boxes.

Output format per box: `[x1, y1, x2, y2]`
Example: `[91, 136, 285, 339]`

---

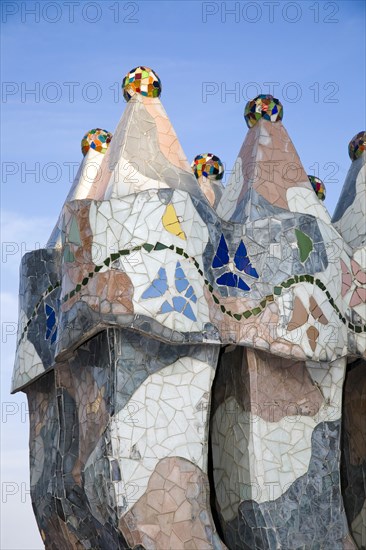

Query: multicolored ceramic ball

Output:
[122, 66, 162, 102]
[244, 94, 283, 128]
[191, 153, 224, 180]
[81, 129, 112, 156]
[308, 175, 326, 201]
[348, 131, 366, 161]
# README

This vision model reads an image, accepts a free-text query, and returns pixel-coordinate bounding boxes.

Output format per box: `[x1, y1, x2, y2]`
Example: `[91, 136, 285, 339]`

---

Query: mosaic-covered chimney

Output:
[13, 67, 366, 549]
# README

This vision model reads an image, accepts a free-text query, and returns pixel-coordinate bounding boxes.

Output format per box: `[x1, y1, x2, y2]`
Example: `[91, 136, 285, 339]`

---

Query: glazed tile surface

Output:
[13, 68, 366, 549]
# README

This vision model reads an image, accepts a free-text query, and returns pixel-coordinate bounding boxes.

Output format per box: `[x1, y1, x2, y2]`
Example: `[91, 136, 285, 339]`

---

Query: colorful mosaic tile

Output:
[308, 175, 326, 200]
[44, 304, 57, 344]
[12, 67, 366, 550]
[212, 234, 230, 268]
[233, 240, 259, 278]
[141, 261, 198, 321]
[162, 203, 186, 240]
[244, 94, 283, 128]
[81, 128, 112, 156]
[295, 228, 313, 262]
[211, 234, 258, 292]
[122, 65, 162, 101]
[141, 267, 168, 299]
[348, 130, 366, 160]
[191, 153, 224, 180]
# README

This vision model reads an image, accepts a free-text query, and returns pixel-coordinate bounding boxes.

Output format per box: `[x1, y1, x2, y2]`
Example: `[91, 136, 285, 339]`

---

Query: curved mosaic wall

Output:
[13, 66, 366, 549]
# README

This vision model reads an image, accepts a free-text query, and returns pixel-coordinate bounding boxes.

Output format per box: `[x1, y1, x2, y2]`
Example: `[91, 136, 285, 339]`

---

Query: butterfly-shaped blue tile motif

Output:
[233, 241, 259, 278]
[216, 272, 250, 291]
[174, 262, 197, 304]
[212, 234, 259, 291]
[212, 234, 230, 268]
[141, 262, 197, 321]
[141, 267, 168, 299]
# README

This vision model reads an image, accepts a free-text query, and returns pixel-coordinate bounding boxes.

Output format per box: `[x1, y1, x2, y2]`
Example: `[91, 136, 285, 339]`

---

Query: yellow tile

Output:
[162, 204, 186, 240]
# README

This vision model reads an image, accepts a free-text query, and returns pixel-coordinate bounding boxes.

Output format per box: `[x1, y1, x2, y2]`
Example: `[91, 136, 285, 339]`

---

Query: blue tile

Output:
[142, 267, 168, 299]
[212, 234, 230, 268]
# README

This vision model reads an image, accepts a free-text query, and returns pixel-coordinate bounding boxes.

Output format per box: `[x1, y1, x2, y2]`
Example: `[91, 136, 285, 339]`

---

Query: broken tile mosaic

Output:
[122, 65, 162, 102]
[81, 128, 113, 156]
[13, 67, 366, 550]
[244, 94, 283, 128]
[191, 153, 224, 180]
[308, 174, 326, 200]
[349, 130, 366, 160]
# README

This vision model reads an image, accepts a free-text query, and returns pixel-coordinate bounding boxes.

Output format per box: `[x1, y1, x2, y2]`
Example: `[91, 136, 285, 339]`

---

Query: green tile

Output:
[68, 215, 81, 245]
[154, 242, 168, 250]
[63, 245, 75, 263]
[295, 229, 313, 262]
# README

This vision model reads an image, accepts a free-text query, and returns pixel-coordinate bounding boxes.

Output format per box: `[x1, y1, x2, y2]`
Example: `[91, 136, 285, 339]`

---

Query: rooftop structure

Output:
[13, 67, 366, 549]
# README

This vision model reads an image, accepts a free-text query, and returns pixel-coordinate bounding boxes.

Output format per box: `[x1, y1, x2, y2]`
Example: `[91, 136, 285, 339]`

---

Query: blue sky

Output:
[1, 1, 365, 547]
